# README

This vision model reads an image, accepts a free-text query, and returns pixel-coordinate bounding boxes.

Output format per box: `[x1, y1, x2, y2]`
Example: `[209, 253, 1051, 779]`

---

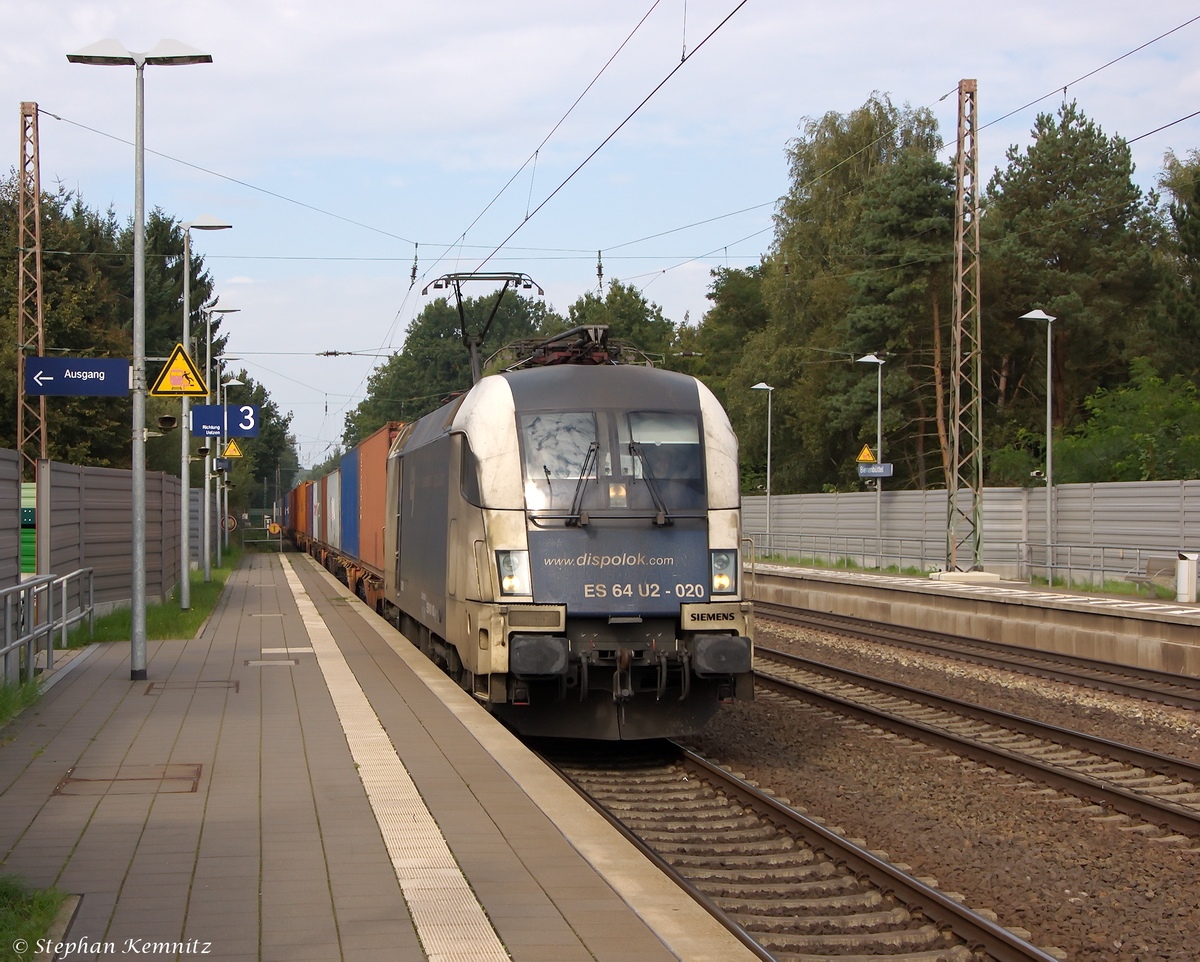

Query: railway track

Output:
[755, 646, 1200, 844]
[539, 741, 1060, 962]
[754, 602, 1200, 713]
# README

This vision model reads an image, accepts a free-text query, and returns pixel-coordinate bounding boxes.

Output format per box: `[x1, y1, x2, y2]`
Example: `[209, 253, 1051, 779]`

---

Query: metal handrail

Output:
[1016, 542, 1189, 589]
[747, 532, 946, 573]
[0, 568, 95, 684]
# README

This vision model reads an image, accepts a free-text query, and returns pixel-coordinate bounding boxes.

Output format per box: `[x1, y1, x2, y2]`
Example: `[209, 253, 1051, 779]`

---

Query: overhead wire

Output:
[976, 13, 1200, 134]
[471, 0, 752, 273]
[39, 108, 419, 246]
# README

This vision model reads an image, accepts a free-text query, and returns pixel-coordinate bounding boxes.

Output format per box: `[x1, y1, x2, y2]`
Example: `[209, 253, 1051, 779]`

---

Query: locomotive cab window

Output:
[624, 411, 704, 510]
[520, 412, 599, 511]
[518, 408, 704, 518]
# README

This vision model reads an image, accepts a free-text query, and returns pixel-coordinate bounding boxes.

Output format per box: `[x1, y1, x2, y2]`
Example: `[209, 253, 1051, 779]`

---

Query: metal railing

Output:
[0, 568, 94, 685]
[746, 532, 946, 573]
[1016, 542, 1184, 590]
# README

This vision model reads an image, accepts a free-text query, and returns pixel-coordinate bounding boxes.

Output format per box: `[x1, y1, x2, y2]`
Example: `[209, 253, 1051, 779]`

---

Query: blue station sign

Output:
[191, 404, 260, 438]
[857, 462, 894, 478]
[24, 358, 129, 396]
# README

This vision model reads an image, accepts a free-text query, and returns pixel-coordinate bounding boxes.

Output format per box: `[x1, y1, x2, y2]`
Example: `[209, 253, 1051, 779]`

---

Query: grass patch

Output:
[0, 874, 66, 962]
[752, 552, 932, 578]
[1027, 573, 1175, 599]
[68, 546, 243, 647]
[0, 679, 45, 731]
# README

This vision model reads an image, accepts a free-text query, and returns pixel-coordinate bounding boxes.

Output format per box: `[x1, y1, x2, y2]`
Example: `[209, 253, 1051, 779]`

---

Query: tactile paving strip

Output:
[280, 557, 510, 962]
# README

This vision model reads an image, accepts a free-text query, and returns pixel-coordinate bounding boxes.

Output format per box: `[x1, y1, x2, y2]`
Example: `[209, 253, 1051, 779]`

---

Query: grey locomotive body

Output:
[384, 363, 753, 740]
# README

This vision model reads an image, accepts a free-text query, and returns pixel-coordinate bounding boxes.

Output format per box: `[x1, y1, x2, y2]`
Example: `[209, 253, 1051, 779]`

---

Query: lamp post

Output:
[1021, 309, 1056, 581]
[751, 382, 774, 552]
[68, 39, 212, 680]
[203, 308, 239, 582]
[218, 372, 244, 563]
[857, 354, 885, 567]
[179, 217, 231, 609]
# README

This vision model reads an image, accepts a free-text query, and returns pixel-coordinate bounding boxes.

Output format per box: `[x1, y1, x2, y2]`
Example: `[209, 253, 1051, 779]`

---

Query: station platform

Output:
[752, 562, 1200, 677]
[0, 553, 757, 962]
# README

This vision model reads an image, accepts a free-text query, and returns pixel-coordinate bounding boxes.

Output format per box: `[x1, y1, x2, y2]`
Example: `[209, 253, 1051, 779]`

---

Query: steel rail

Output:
[753, 651, 1200, 839]
[678, 749, 1060, 962]
[533, 748, 778, 962]
[755, 601, 1200, 711]
[538, 745, 1059, 962]
[758, 645, 1200, 785]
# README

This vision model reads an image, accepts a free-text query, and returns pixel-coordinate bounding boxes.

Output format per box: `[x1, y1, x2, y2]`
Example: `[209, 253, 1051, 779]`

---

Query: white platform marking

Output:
[280, 556, 510, 962]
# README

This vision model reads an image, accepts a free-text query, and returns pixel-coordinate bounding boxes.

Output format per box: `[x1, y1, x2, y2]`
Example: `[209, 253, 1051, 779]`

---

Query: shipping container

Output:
[357, 422, 401, 574]
[311, 479, 322, 543]
[326, 469, 341, 550]
[340, 448, 360, 559]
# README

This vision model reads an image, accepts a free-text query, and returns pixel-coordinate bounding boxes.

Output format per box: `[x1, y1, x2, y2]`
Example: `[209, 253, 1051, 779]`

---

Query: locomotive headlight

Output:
[496, 550, 532, 596]
[710, 549, 737, 595]
[608, 483, 627, 507]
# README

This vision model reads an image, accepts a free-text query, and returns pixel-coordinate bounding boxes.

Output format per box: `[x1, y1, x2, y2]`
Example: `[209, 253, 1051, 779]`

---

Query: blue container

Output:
[340, 447, 360, 561]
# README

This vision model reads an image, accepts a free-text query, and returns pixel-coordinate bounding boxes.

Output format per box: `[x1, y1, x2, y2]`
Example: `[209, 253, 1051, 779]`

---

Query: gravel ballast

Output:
[679, 622, 1200, 960]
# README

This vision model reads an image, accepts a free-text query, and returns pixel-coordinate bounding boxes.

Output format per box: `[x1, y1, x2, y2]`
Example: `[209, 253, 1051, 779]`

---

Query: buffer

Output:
[150, 344, 208, 396]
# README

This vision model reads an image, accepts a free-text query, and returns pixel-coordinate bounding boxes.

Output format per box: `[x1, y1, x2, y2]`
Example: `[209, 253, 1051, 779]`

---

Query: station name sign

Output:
[24, 358, 129, 396]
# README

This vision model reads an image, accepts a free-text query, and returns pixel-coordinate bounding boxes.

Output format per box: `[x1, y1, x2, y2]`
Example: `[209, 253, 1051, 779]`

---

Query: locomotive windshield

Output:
[520, 409, 704, 516]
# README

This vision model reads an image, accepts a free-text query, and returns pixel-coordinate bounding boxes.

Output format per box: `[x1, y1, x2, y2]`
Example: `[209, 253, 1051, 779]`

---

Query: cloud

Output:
[5, 0, 1199, 454]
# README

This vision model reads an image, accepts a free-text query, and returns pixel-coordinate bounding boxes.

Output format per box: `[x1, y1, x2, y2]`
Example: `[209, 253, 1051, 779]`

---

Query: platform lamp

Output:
[856, 353, 886, 567]
[1021, 309, 1056, 582]
[180, 217, 231, 610]
[67, 39, 212, 681]
[751, 382, 774, 554]
[203, 308, 239, 582]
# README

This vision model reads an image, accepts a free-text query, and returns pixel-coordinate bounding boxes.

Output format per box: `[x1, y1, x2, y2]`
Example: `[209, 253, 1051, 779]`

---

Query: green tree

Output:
[726, 95, 944, 493]
[673, 265, 769, 407]
[0, 185, 132, 466]
[1056, 358, 1200, 481]
[1149, 150, 1200, 380]
[343, 290, 559, 445]
[982, 102, 1160, 479]
[565, 279, 674, 358]
[842, 146, 954, 489]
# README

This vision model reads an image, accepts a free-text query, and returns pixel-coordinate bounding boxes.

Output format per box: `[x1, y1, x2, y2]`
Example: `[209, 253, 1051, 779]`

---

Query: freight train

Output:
[283, 327, 754, 740]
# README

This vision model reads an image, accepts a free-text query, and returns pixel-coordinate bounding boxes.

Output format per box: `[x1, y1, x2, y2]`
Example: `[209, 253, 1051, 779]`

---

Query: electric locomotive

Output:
[382, 328, 753, 740]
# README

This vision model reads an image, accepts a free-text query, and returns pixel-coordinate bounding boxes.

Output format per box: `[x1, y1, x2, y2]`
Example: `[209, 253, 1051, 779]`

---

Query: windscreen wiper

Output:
[566, 442, 599, 527]
[628, 442, 672, 526]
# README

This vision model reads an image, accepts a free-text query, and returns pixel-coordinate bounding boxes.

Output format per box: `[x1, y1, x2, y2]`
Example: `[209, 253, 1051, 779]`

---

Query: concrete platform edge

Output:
[296, 555, 759, 962]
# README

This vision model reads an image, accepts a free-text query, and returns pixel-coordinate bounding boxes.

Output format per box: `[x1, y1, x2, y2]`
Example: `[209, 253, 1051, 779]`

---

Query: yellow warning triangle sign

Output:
[149, 344, 208, 396]
[856, 444, 876, 463]
[223, 439, 244, 458]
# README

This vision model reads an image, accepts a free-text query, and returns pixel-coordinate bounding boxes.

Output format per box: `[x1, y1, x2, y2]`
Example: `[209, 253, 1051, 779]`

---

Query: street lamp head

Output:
[143, 40, 212, 65]
[67, 39, 137, 65]
[222, 379, 244, 387]
[183, 215, 232, 231]
[1020, 309, 1056, 323]
[751, 382, 774, 392]
[67, 38, 212, 67]
[856, 353, 885, 365]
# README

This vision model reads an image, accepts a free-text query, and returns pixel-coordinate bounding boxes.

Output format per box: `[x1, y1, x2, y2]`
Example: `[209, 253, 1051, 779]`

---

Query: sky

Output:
[4, 1, 1199, 466]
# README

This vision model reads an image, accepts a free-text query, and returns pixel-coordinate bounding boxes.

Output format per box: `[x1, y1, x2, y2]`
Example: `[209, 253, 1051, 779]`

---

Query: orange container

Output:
[356, 422, 402, 573]
[295, 480, 312, 538]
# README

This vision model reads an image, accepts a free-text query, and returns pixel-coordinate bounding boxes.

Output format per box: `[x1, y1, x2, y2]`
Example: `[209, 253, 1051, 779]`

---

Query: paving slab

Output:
[0, 551, 758, 962]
